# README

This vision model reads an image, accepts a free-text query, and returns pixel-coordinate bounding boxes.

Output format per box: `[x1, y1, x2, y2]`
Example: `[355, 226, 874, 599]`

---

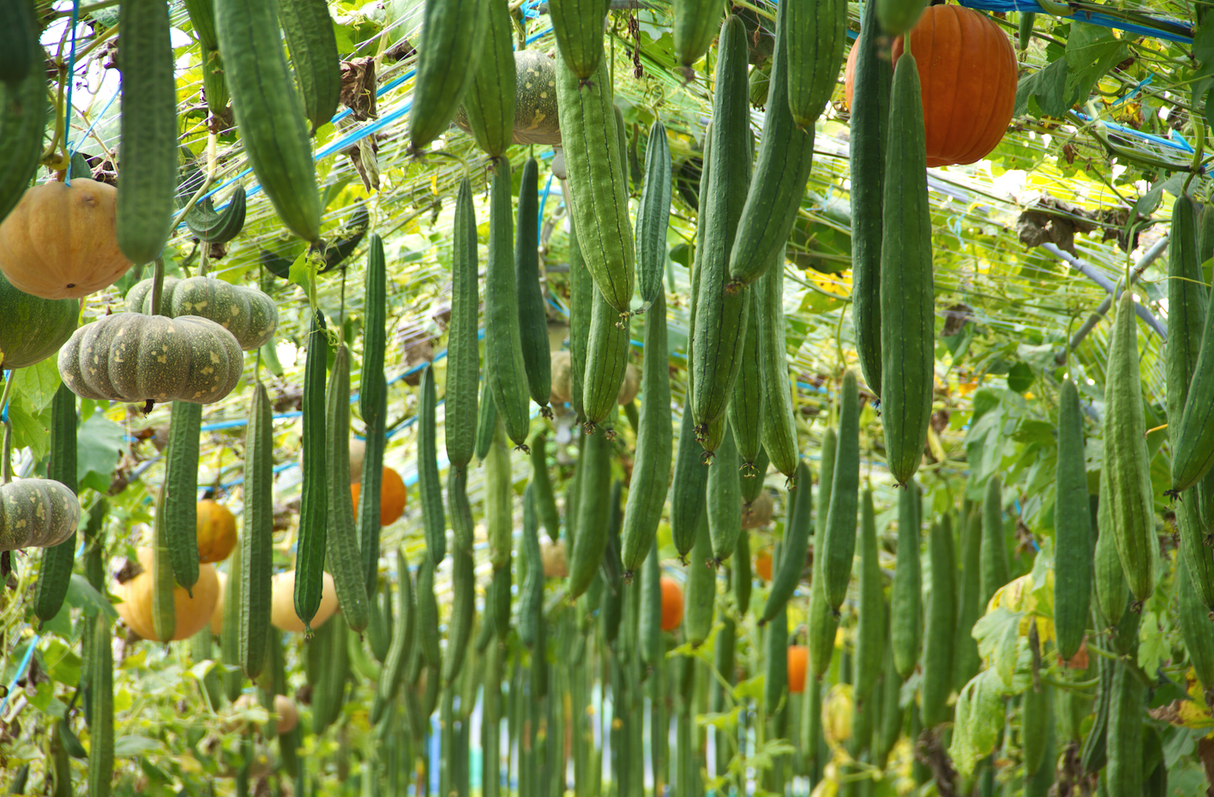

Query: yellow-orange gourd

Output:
[196, 500, 237, 564]
[112, 548, 220, 642]
[788, 645, 809, 694]
[350, 466, 407, 526]
[844, 5, 1017, 168]
[754, 548, 774, 582]
[660, 577, 683, 631]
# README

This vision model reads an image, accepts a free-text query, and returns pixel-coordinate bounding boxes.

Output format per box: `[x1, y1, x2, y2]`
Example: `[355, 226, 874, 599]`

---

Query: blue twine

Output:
[538, 173, 554, 248]
[0, 634, 41, 717]
[1073, 111, 1194, 153]
[63, 0, 81, 185]
[1, 370, 11, 424]
[964, 0, 1192, 42]
[69, 89, 120, 160]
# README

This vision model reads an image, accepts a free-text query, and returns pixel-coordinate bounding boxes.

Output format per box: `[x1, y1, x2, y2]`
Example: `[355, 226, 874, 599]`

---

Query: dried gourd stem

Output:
[198, 133, 221, 278]
[150, 258, 166, 316]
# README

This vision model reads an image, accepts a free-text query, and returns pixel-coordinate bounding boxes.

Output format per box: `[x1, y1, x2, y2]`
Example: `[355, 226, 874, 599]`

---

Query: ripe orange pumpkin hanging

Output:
[0, 179, 134, 299]
[845, 4, 1018, 167]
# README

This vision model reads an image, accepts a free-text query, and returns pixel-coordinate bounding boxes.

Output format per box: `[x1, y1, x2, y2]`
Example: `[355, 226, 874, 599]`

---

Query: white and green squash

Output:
[0, 480, 81, 553]
[125, 276, 277, 351]
[57, 313, 244, 405]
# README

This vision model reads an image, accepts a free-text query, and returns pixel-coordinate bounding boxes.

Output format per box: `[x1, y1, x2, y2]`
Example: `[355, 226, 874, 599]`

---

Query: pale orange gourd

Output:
[269, 569, 339, 633]
[844, 5, 1018, 168]
[0, 179, 134, 299]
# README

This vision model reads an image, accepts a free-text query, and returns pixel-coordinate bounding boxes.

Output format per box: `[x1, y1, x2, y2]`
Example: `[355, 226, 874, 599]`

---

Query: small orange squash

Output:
[350, 466, 407, 526]
[0, 179, 134, 299]
[660, 576, 683, 631]
[196, 500, 237, 563]
[112, 547, 221, 642]
[844, 4, 1017, 168]
[788, 645, 809, 694]
[754, 547, 774, 581]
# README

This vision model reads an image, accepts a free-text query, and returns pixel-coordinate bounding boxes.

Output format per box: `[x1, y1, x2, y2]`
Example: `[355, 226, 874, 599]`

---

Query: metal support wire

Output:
[1043, 236, 1169, 364]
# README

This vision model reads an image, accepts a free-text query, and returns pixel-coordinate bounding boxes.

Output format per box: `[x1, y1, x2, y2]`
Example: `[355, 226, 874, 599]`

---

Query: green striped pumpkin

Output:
[0, 480, 80, 553]
[57, 312, 243, 404]
[125, 276, 277, 351]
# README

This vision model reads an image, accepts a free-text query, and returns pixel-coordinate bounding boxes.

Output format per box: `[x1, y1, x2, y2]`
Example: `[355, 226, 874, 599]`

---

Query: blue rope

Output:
[0, 634, 41, 717]
[965, 0, 1192, 42]
[69, 89, 120, 160]
[1, 370, 11, 424]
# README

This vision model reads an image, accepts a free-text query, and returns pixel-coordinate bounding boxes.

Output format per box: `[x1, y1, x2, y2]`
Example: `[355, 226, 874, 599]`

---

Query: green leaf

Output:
[1195, 21, 1214, 65]
[1007, 362, 1034, 394]
[39, 638, 82, 687]
[1012, 419, 1055, 445]
[1064, 24, 1129, 104]
[66, 574, 119, 621]
[8, 398, 51, 461]
[76, 412, 126, 493]
[733, 674, 765, 700]
[973, 607, 1023, 686]
[287, 251, 313, 296]
[947, 669, 1008, 777]
[113, 735, 162, 758]
[11, 360, 62, 414]
[1138, 610, 1167, 674]
[1015, 57, 1070, 118]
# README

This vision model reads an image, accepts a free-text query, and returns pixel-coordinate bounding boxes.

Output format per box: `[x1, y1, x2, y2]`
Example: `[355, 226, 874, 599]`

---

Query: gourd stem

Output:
[150, 258, 166, 316]
[340, 268, 347, 330]
[2, 421, 11, 485]
[0, 371, 13, 484]
[200, 243, 210, 277]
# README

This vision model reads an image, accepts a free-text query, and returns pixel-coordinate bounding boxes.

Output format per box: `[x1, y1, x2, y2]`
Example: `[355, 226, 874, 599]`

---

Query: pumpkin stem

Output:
[150, 257, 166, 317]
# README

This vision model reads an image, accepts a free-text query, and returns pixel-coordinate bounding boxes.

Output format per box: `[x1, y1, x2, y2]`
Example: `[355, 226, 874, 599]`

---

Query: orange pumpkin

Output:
[788, 645, 809, 694]
[351, 466, 407, 526]
[844, 5, 1017, 168]
[0, 179, 134, 299]
[660, 576, 683, 631]
[196, 500, 237, 563]
[269, 569, 340, 633]
[112, 548, 221, 642]
[754, 547, 774, 581]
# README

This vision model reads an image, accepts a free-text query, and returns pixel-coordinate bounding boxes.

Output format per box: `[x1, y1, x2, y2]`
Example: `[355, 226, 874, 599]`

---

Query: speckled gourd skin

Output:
[0, 479, 81, 553]
[125, 276, 277, 350]
[57, 312, 243, 404]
